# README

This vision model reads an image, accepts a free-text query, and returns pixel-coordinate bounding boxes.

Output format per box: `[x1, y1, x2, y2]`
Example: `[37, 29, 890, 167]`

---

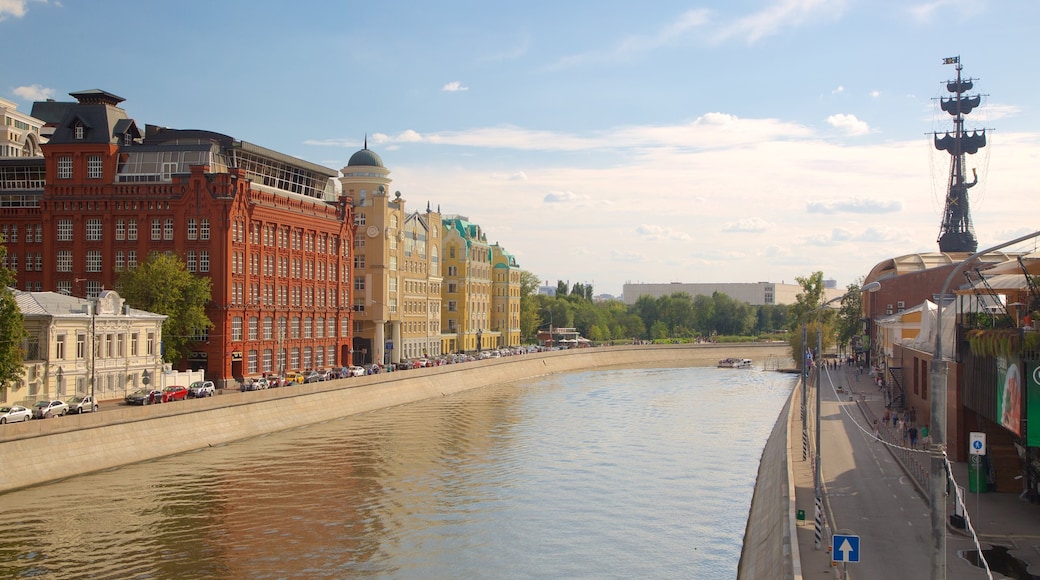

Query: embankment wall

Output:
[0, 343, 790, 494]
[736, 380, 801, 579]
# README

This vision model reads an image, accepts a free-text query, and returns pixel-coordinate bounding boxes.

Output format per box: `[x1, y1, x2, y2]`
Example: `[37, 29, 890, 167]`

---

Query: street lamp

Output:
[929, 229, 1040, 580]
[55, 366, 63, 396]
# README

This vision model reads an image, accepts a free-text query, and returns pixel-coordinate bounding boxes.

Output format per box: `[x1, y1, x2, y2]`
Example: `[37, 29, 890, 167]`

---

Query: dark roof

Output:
[347, 148, 384, 168]
[29, 100, 76, 125]
[68, 89, 125, 106]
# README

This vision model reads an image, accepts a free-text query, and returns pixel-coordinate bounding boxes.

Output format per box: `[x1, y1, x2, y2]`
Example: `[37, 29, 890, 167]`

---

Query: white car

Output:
[188, 381, 216, 398]
[67, 395, 99, 414]
[0, 405, 32, 424]
[347, 365, 366, 377]
[32, 399, 69, 419]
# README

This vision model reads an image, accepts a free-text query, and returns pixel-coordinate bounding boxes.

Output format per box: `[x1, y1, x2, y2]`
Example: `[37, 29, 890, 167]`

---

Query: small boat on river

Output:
[718, 358, 753, 369]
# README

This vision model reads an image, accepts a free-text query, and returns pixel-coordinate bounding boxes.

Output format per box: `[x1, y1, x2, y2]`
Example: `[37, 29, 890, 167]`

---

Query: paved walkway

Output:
[791, 364, 1040, 579]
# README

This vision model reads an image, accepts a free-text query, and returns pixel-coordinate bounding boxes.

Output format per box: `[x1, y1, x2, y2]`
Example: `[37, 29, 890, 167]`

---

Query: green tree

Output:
[0, 244, 26, 397]
[116, 253, 213, 365]
[518, 270, 543, 341]
[835, 281, 866, 354]
[556, 280, 569, 297]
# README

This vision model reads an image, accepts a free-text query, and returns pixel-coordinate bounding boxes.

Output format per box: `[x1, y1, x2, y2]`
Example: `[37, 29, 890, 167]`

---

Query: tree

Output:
[556, 280, 569, 297]
[835, 281, 866, 353]
[0, 245, 26, 397]
[116, 253, 213, 365]
[518, 270, 544, 341]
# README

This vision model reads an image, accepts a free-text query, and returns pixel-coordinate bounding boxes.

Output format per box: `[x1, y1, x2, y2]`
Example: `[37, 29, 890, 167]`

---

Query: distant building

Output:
[622, 282, 819, 306]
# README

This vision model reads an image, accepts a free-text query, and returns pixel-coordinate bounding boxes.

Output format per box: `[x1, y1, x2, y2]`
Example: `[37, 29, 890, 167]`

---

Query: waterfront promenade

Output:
[792, 365, 1040, 578]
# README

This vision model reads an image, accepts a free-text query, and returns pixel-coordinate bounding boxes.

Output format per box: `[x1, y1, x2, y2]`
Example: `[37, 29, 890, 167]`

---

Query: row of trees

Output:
[517, 271, 868, 370]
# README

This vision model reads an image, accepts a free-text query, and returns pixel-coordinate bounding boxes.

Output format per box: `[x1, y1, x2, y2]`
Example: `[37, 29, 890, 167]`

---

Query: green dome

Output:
[347, 148, 383, 168]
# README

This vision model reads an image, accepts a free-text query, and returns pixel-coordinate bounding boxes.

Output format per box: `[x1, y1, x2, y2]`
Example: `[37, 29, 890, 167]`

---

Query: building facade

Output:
[491, 243, 521, 348]
[338, 146, 443, 366]
[0, 97, 45, 158]
[1, 90, 355, 388]
[8, 289, 165, 404]
[441, 215, 493, 353]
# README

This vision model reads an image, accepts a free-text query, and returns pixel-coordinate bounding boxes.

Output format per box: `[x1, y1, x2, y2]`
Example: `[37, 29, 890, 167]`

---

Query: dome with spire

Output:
[347, 147, 383, 168]
[347, 135, 384, 167]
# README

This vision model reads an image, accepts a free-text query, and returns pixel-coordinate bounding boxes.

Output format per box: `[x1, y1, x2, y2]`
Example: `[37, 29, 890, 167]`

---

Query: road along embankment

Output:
[736, 377, 801, 580]
[0, 343, 790, 494]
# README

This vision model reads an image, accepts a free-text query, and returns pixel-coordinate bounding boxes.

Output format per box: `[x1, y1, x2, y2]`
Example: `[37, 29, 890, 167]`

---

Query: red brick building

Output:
[2, 90, 354, 387]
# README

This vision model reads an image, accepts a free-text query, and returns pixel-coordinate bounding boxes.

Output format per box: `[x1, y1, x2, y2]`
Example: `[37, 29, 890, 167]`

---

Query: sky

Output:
[3, 0, 1040, 297]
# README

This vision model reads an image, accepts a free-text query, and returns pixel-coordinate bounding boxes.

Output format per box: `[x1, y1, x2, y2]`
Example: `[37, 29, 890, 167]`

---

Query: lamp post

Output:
[55, 366, 63, 396]
[929, 229, 1040, 580]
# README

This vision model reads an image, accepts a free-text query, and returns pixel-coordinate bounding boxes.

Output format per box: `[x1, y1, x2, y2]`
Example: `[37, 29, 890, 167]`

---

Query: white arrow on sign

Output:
[837, 538, 854, 562]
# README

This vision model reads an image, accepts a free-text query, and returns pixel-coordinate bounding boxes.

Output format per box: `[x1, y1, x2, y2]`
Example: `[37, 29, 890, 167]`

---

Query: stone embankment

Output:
[0, 343, 790, 494]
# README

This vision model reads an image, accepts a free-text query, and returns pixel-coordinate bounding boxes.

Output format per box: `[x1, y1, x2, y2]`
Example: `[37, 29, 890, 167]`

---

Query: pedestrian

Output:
[892, 412, 899, 430]
[909, 425, 919, 448]
[873, 419, 881, 440]
[920, 424, 930, 448]
[883, 408, 891, 426]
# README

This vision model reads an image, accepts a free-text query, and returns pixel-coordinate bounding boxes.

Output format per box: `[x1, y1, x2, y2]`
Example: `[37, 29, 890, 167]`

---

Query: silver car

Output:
[67, 395, 99, 414]
[0, 405, 32, 424]
[32, 399, 68, 419]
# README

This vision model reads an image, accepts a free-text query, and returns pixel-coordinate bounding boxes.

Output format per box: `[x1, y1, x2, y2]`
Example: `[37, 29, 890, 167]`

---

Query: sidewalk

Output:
[793, 363, 1040, 577]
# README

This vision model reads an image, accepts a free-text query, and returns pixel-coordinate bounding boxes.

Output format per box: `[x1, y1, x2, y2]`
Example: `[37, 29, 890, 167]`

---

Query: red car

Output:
[161, 386, 189, 403]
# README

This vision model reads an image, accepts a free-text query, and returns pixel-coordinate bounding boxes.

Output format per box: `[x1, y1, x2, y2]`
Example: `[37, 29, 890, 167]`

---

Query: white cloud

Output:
[832, 85, 845, 94]
[635, 224, 692, 241]
[442, 81, 469, 92]
[12, 84, 53, 101]
[610, 249, 645, 263]
[806, 197, 902, 214]
[722, 217, 772, 233]
[826, 113, 870, 136]
[870, 90, 881, 98]
[0, 0, 30, 21]
[544, 191, 588, 203]
[713, 0, 848, 44]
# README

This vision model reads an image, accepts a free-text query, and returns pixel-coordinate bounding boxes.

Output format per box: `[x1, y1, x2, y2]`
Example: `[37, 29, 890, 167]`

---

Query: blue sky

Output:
[4, 0, 1040, 296]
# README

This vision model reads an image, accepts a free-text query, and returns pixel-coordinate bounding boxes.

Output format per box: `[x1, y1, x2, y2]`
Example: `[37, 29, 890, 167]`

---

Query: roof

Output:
[865, 251, 1020, 283]
[347, 147, 384, 168]
[13, 290, 166, 320]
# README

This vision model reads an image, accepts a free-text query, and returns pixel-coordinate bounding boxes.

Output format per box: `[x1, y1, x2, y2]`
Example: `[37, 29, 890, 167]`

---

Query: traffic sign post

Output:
[832, 534, 860, 564]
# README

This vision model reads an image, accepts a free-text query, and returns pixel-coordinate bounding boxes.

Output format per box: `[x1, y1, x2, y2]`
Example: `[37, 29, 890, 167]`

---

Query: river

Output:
[0, 366, 795, 579]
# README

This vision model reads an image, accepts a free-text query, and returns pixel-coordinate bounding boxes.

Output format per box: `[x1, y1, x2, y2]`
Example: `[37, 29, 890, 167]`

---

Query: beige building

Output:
[491, 243, 521, 348]
[441, 215, 492, 353]
[339, 145, 443, 366]
[0, 97, 45, 158]
[7, 289, 166, 404]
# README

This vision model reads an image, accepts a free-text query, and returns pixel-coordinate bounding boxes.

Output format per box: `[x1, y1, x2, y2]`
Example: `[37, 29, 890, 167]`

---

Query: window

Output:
[354, 277, 365, 291]
[231, 317, 243, 341]
[248, 317, 258, 341]
[87, 156, 103, 179]
[127, 219, 137, 240]
[34, 253, 41, 271]
[200, 219, 209, 240]
[187, 218, 197, 240]
[35, 224, 41, 243]
[128, 250, 137, 269]
[57, 220, 73, 241]
[56, 251, 72, 272]
[147, 332, 155, 355]
[115, 251, 124, 271]
[263, 317, 273, 340]
[164, 218, 174, 240]
[151, 219, 161, 240]
[291, 317, 301, 339]
[55, 335, 66, 360]
[131, 333, 138, 356]
[86, 219, 102, 241]
[58, 156, 72, 179]
[77, 334, 86, 359]
[86, 281, 101, 299]
[304, 318, 313, 339]
[116, 220, 125, 240]
[354, 255, 365, 269]
[74, 125, 84, 140]
[86, 251, 102, 272]
[200, 251, 209, 272]
[186, 250, 196, 272]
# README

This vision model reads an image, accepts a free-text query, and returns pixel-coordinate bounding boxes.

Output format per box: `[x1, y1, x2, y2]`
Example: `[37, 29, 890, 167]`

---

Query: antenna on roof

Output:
[364, 133, 368, 149]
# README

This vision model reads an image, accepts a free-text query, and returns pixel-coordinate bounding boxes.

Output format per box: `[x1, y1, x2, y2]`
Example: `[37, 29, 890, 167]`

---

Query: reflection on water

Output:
[0, 367, 793, 579]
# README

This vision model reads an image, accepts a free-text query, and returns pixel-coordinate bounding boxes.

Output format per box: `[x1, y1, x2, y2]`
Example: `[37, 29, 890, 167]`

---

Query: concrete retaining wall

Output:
[736, 379, 801, 580]
[0, 343, 790, 493]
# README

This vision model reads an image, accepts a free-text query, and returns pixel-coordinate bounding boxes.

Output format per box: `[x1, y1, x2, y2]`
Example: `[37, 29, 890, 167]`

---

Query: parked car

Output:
[0, 405, 32, 424]
[187, 381, 216, 398]
[241, 378, 268, 391]
[126, 388, 160, 405]
[67, 395, 98, 414]
[160, 386, 189, 403]
[304, 371, 324, 383]
[322, 369, 338, 381]
[347, 365, 366, 377]
[32, 399, 68, 419]
[288, 372, 306, 384]
[265, 375, 284, 388]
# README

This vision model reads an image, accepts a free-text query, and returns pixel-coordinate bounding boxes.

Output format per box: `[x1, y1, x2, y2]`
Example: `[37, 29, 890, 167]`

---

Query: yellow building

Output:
[491, 243, 521, 348]
[338, 145, 442, 366]
[441, 215, 492, 353]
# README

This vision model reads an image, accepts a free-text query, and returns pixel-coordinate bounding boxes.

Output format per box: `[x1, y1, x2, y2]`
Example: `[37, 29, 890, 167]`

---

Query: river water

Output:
[0, 366, 794, 579]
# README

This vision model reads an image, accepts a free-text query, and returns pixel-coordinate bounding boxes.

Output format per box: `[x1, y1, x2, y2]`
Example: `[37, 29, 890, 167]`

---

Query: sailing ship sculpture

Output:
[935, 56, 986, 253]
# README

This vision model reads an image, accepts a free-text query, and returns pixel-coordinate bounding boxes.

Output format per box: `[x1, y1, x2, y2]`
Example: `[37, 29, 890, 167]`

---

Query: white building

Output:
[0, 97, 45, 158]
[8, 289, 166, 403]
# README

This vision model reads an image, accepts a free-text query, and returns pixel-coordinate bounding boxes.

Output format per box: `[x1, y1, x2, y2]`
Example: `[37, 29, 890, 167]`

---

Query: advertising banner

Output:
[1027, 361, 1040, 446]
[996, 356, 1023, 436]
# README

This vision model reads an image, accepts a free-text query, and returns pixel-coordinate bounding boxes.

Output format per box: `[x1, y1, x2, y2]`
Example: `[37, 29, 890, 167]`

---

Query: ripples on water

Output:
[0, 366, 793, 579]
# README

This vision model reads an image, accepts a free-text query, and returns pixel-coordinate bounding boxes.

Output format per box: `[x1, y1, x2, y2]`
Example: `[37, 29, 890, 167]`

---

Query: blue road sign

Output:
[832, 534, 860, 563]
